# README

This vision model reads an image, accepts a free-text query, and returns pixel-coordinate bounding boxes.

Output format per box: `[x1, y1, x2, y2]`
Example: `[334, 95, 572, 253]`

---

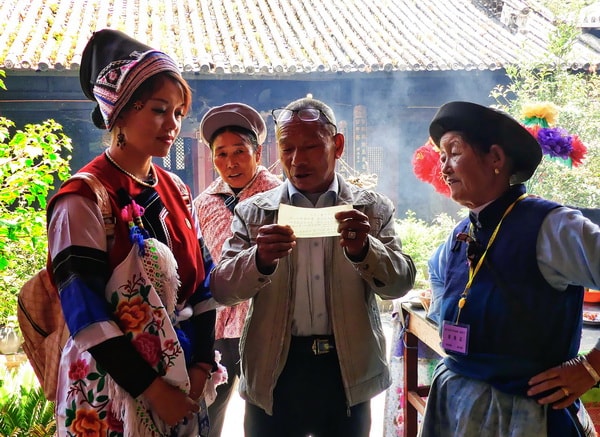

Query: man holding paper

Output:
[210, 96, 416, 436]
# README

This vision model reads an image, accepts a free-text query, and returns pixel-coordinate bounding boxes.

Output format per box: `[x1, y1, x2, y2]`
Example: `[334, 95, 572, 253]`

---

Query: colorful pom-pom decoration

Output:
[121, 199, 150, 255]
[521, 101, 587, 168]
[411, 139, 450, 197]
[521, 102, 558, 127]
[412, 102, 588, 195]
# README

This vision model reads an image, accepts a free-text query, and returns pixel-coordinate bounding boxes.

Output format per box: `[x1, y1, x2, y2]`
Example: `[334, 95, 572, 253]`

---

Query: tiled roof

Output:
[578, 2, 600, 28]
[1, 0, 600, 76]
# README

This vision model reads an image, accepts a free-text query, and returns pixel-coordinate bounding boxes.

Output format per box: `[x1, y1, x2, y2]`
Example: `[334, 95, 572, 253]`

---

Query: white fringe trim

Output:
[108, 378, 167, 437]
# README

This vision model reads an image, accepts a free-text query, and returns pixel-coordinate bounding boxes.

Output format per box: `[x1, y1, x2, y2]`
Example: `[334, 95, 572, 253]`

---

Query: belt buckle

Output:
[312, 338, 333, 355]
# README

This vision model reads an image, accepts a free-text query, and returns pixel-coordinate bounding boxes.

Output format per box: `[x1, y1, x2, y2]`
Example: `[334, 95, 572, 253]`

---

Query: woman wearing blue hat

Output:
[49, 29, 216, 436]
[420, 101, 600, 436]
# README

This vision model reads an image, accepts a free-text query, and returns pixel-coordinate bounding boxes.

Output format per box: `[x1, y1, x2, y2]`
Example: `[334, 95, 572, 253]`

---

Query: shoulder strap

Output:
[64, 172, 115, 238]
[167, 171, 192, 214]
[167, 171, 189, 197]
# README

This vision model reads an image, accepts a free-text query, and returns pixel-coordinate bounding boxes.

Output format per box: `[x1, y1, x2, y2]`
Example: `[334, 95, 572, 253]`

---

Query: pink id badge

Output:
[441, 321, 470, 354]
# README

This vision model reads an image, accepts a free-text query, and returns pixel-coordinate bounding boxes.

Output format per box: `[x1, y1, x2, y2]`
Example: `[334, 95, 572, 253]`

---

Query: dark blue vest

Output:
[440, 184, 584, 395]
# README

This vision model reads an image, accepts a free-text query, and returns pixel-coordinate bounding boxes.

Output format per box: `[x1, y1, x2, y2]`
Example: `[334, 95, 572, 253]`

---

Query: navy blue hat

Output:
[429, 101, 542, 183]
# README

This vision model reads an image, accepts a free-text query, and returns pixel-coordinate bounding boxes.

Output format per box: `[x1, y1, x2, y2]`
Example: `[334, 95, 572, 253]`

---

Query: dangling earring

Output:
[494, 168, 500, 175]
[117, 129, 126, 149]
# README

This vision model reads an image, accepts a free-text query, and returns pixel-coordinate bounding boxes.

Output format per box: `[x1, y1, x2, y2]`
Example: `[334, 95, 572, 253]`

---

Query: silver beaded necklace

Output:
[105, 150, 158, 188]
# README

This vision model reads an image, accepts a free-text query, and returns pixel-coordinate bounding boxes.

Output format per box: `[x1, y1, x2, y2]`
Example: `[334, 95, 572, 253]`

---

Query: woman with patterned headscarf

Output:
[48, 29, 215, 436]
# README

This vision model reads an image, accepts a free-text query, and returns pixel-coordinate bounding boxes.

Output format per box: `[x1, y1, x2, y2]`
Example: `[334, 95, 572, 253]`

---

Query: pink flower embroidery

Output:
[68, 359, 90, 381]
[132, 332, 162, 367]
[164, 338, 177, 353]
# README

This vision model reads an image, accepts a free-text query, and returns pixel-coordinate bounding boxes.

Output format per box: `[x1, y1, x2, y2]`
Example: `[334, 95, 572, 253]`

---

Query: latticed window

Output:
[157, 137, 194, 188]
[475, 0, 504, 18]
[162, 137, 186, 170]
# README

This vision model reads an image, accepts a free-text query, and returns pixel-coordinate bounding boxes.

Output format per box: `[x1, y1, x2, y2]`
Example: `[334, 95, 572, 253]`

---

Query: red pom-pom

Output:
[569, 134, 587, 167]
[525, 125, 541, 139]
[412, 141, 450, 197]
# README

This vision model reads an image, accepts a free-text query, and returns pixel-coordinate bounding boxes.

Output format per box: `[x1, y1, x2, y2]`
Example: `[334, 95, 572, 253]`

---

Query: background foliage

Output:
[0, 74, 72, 325]
[395, 211, 457, 290]
[0, 363, 55, 436]
[490, 2, 600, 207]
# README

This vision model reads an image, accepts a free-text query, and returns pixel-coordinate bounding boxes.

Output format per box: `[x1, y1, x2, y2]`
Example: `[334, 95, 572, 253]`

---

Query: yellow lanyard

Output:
[455, 193, 528, 324]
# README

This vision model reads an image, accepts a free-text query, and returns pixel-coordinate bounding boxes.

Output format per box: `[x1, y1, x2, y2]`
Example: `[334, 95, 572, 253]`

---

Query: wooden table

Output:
[400, 302, 600, 437]
[400, 303, 444, 437]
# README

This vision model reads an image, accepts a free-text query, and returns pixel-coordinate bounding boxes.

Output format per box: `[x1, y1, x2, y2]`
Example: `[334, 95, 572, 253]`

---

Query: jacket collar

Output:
[252, 173, 378, 210]
[470, 184, 527, 230]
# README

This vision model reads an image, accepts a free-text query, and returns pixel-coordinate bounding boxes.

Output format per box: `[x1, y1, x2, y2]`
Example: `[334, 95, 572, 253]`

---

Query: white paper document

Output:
[277, 203, 353, 238]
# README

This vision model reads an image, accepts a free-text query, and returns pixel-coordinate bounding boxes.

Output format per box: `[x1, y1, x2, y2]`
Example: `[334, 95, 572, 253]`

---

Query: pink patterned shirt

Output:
[193, 166, 281, 339]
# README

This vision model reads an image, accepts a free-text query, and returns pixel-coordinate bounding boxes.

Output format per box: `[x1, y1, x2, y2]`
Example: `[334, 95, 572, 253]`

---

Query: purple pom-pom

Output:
[536, 127, 573, 159]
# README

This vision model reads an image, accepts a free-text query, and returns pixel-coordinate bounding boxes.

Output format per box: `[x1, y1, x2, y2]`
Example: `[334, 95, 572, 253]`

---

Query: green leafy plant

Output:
[0, 386, 56, 437]
[0, 362, 55, 436]
[395, 211, 458, 290]
[490, 17, 600, 207]
[527, 147, 600, 207]
[0, 70, 72, 325]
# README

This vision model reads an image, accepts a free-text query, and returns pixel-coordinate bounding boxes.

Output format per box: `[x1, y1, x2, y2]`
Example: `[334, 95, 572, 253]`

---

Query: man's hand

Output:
[336, 209, 370, 260]
[255, 224, 296, 271]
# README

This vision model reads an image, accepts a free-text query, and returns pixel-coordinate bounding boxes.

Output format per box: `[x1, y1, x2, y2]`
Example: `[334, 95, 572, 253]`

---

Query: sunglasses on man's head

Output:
[271, 108, 337, 133]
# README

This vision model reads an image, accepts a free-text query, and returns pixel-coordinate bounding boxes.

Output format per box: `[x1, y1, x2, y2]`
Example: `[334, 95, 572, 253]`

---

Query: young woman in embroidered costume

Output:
[47, 29, 217, 436]
[192, 102, 282, 436]
[418, 101, 600, 436]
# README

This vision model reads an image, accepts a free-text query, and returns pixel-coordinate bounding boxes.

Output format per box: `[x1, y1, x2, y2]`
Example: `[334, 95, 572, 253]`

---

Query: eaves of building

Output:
[2, 0, 600, 79]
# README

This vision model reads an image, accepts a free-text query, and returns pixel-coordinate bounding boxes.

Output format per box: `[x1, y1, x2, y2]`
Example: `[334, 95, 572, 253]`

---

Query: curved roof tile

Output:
[1, 0, 600, 75]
